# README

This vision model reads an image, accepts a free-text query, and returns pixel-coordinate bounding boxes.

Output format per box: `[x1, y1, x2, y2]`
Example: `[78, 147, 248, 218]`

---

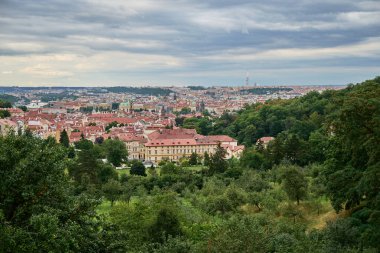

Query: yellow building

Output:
[144, 139, 217, 163]
[143, 128, 241, 163]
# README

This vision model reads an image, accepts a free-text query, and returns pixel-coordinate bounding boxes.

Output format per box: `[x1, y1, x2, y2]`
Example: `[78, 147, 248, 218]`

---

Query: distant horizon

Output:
[0, 83, 350, 89]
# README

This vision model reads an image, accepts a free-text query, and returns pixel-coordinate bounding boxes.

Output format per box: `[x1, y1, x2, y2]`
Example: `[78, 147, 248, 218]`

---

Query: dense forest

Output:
[240, 87, 293, 95]
[0, 77, 379, 252]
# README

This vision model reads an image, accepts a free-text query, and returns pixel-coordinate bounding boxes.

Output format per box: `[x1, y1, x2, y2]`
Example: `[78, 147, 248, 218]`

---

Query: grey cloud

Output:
[0, 0, 379, 85]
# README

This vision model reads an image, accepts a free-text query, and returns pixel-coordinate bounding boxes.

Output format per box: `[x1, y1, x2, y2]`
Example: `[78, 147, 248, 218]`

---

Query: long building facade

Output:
[124, 128, 244, 164]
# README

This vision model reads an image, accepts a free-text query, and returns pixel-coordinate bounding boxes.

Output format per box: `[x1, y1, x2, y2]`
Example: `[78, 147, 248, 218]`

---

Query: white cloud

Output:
[0, 0, 379, 85]
[20, 64, 73, 77]
[198, 37, 380, 62]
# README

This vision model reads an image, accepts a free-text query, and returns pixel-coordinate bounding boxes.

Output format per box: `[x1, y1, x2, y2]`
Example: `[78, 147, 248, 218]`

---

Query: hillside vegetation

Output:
[0, 77, 379, 252]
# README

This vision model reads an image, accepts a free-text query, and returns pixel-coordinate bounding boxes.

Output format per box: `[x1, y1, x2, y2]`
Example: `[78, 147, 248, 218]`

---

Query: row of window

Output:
[147, 148, 212, 155]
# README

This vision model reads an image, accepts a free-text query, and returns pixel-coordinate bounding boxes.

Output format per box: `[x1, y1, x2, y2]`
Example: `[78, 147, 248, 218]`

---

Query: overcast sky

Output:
[0, 0, 379, 86]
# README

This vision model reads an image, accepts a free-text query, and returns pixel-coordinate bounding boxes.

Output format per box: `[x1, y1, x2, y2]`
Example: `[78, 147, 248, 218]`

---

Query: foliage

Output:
[180, 107, 192, 115]
[74, 138, 94, 150]
[103, 139, 128, 167]
[0, 96, 16, 106]
[106, 86, 171, 96]
[1, 77, 379, 252]
[0, 110, 11, 118]
[17, 105, 28, 112]
[59, 129, 70, 148]
[241, 87, 293, 95]
[323, 78, 380, 212]
[130, 160, 147, 177]
[187, 86, 207, 90]
[102, 179, 124, 206]
[240, 147, 265, 170]
[279, 164, 308, 205]
[203, 152, 210, 166]
[0, 134, 121, 252]
[105, 121, 119, 132]
[189, 152, 199, 165]
[112, 102, 120, 110]
[208, 143, 228, 175]
[148, 208, 183, 243]
[183, 117, 213, 135]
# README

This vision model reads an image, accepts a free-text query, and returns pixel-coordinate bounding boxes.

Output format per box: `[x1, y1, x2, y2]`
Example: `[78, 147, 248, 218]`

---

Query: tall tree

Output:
[208, 143, 228, 175]
[0, 134, 118, 252]
[148, 208, 183, 244]
[102, 179, 124, 206]
[324, 77, 380, 212]
[69, 148, 100, 185]
[103, 139, 128, 167]
[240, 147, 264, 170]
[203, 152, 210, 166]
[189, 152, 198, 166]
[59, 129, 70, 148]
[280, 165, 308, 205]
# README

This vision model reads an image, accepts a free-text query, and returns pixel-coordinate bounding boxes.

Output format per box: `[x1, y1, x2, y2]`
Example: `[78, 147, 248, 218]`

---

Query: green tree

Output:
[189, 152, 198, 166]
[283, 134, 306, 164]
[175, 117, 185, 127]
[280, 165, 308, 205]
[179, 107, 191, 114]
[98, 163, 118, 184]
[105, 121, 118, 132]
[111, 102, 120, 110]
[103, 139, 128, 167]
[102, 179, 124, 206]
[203, 151, 210, 166]
[149, 208, 183, 244]
[94, 136, 104, 144]
[0, 110, 11, 118]
[59, 129, 70, 148]
[324, 78, 380, 213]
[130, 161, 147, 176]
[160, 162, 178, 175]
[0, 99, 12, 108]
[67, 146, 76, 158]
[208, 143, 228, 175]
[267, 137, 284, 165]
[0, 134, 117, 252]
[240, 147, 264, 170]
[17, 105, 28, 112]
[74, 138, 93, 150]
[69, 148, 100, 186]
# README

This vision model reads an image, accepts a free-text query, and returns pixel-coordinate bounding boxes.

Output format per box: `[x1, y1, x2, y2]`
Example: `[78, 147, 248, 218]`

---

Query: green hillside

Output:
[0, 77, 379, 252]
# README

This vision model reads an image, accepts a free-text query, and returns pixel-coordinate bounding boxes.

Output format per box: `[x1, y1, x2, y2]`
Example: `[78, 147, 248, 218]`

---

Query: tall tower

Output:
[245, 72, 249, 87]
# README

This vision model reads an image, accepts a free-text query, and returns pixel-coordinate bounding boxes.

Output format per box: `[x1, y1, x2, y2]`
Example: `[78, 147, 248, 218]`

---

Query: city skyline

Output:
[1, 0, 379, 86]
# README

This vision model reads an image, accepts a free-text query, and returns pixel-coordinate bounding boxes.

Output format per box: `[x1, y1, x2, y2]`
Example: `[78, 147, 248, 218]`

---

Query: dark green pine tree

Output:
[59, 129, 70, 148]
[208, 143, 228, 175]
[203, 151, 210, 166]
[189, 152, 198, 165]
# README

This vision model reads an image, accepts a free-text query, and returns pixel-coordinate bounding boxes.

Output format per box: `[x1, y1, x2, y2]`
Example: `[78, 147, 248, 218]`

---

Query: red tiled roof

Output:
[203, 135, 236, 142]
[148, 128, 197, 140]
[258, 136, 274, 143]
